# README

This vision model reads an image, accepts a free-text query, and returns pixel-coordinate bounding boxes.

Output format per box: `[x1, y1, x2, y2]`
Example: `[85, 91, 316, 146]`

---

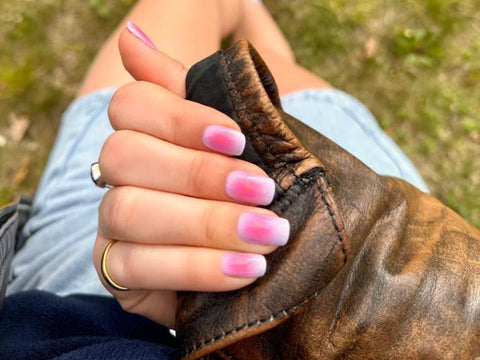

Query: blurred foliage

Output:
[0, 0, 479, 228]
[0, 0, 135, 202]
[266, 0, 480, 227]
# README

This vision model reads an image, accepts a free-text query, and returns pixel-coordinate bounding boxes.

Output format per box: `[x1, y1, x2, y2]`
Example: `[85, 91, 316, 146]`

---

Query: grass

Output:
[0, 0, 479, 228]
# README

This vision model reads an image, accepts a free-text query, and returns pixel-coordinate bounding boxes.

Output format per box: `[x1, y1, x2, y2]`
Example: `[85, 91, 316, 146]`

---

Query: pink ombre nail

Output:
[238, 213, 290, 246]
[225, 171, 275, 205]
[203, 125, 246, 156]
[126, 21, 157, 50]
[221, 252, 267, 278]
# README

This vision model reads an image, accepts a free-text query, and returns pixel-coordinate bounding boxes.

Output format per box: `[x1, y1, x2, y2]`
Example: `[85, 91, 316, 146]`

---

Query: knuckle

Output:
[99, 187, 133, 239]
[108, 83, 139, 129]
[108, 88, 127, 129]
[200, 203, 217, 247]
[186, 153, 209, 196]
[167, 97, 188, 144]
[99, 134, 115, 168]
[99, 130, 134, 173]
[172, 60, 187, 85]
[186, 153, 227, 197]
[165, 98, 182, 144]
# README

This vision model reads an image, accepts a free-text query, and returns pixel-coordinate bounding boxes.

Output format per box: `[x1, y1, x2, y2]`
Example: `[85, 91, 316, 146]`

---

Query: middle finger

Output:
[99, 130, 275, 205]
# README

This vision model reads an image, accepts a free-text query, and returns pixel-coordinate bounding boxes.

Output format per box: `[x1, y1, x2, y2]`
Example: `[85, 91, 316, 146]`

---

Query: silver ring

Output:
[90, 162, 108, 188]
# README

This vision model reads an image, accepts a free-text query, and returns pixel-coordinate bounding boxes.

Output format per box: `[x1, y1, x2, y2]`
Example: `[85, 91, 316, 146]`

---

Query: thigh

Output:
[7, 89, 117, 296]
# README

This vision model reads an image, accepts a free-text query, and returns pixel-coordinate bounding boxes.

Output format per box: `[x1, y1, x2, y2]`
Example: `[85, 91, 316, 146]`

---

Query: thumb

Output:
[119, 22, 187, 97]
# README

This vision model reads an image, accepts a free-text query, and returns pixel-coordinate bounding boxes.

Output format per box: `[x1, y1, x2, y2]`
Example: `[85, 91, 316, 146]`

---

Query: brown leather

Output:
[176, 41, 480, 360]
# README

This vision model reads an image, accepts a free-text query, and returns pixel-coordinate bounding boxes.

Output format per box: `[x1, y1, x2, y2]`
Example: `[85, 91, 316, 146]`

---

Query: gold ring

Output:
[101, 240, 130, 291]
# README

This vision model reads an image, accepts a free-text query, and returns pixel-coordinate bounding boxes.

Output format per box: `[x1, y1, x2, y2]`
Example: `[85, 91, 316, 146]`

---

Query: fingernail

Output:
[203, 125, 246, 156]
[225, 171, 275, 205]
[126, 21, 157, 50]
[221, 252, 266, 278]
[238, 213, 290, 246]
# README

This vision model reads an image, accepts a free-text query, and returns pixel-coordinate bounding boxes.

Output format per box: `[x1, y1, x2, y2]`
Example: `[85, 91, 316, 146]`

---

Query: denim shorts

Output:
[7, 88, 429, 296]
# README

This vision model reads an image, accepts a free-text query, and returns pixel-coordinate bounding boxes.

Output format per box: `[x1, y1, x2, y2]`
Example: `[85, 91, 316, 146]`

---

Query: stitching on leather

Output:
[216, 349, 239, 360]
[182, 178, 346, 358]
[219, 50, 346, 264]
[218, 51, 321, 213]
[219, 50, 314, 189]
[183, 289, 323, 356]
[183, 52, 347, 358]
[273, 169, 322, 215]
[318, 184, 347, 264]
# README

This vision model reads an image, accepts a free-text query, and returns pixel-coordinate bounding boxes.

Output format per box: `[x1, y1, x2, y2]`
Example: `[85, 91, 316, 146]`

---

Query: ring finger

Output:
[94, 238, 268, 292]
[99, 186, 290, 254]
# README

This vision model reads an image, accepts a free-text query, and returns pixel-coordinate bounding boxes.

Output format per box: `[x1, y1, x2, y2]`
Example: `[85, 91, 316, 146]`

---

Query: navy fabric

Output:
[0, 290, 180, 360]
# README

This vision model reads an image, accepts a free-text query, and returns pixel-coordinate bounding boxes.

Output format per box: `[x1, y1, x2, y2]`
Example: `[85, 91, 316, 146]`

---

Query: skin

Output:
[87, 0, 331, 329]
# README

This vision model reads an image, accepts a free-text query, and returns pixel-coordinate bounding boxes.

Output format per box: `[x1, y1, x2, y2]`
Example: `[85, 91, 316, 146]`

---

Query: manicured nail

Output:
[203, 125, 246, 156]
[126, 21, 157, 50]
[221, 252, 266, 278]
[225, 171, 275, 205]
[238, 213, 290, 246]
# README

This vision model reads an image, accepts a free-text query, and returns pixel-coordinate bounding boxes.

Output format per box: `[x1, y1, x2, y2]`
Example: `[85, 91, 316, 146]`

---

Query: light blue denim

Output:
[7, 88, 428, 296]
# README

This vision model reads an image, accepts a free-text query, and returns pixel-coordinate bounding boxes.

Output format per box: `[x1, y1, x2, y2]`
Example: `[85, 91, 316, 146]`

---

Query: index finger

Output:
[108, 81, 245, 156]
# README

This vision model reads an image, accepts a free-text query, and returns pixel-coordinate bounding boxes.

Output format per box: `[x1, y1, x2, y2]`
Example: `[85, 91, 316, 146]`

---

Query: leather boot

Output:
[176, 40, 480, 360]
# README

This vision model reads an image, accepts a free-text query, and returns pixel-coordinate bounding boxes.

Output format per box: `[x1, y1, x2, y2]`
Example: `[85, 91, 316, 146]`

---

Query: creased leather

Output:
[0, 197, 20, 311]
[177, 41, 480, 360]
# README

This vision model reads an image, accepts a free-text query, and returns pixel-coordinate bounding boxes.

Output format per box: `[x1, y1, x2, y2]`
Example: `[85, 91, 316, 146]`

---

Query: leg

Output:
[234, 0, 331, 96]
[9, 0, 245, 296]
[78, 0, 242, 97]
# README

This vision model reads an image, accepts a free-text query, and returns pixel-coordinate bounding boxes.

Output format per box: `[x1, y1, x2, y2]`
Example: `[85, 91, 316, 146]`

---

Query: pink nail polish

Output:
[126, 21, 157, 50]
[225, 171, 275, 205]
[221, 252, 266, 278]
[238, 213, 290, 246]
[203, 125, 246, 156]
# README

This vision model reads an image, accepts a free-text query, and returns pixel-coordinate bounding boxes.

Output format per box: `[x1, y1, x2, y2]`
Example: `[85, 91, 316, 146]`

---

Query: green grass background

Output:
[0, 0, 479, 228]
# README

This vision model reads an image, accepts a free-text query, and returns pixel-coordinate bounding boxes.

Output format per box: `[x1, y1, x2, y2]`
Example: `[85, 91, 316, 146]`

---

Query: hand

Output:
[92, 28, 290, 329]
